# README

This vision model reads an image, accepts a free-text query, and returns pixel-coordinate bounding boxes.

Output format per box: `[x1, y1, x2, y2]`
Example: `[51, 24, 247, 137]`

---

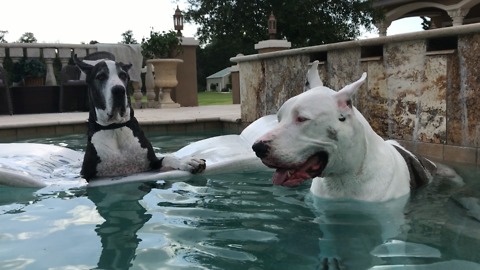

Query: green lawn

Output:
[197, 91, 233, 106]
[131, 91, 233, 106]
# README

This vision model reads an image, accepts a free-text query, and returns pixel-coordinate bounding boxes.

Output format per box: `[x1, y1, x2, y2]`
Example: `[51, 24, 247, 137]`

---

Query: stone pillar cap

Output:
[181, 37, 200, 46]
[254, 39, 291, 50]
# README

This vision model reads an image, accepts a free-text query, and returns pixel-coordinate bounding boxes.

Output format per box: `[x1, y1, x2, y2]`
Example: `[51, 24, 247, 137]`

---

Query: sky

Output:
[0, 0, 423, 44]
[0, 0, 197, 44]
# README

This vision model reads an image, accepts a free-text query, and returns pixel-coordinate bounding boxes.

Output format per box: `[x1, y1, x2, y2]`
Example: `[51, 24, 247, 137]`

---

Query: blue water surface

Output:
[1, 134, 480, 270]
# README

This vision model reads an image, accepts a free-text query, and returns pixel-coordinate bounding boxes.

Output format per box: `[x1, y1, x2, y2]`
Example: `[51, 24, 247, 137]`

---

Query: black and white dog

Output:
[73, 54, 206, 181]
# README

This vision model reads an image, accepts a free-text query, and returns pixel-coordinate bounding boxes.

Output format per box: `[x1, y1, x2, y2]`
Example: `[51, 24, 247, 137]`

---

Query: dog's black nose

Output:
[112, 85, 126, 97]
[252, 141, 270, 158]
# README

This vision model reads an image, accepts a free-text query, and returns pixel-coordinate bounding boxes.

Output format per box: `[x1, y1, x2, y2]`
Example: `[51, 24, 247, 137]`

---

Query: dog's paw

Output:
[188, 158, 206, 174]
[161, 156, 206, 174]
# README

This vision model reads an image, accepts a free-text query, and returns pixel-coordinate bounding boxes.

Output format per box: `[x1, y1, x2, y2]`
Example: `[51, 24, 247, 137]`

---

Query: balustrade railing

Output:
[0, 43, 147, 109]
[0, 39, 200, 109]
[0, 43, 97, 86]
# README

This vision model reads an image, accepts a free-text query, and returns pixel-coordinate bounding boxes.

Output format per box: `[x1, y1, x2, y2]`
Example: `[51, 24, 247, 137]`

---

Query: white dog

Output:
[252, 62, 437, 202]
[252, 62, 467, 269]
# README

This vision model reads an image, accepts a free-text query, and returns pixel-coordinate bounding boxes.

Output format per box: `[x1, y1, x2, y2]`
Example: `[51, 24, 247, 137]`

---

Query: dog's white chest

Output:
[91, 127, 151, 176]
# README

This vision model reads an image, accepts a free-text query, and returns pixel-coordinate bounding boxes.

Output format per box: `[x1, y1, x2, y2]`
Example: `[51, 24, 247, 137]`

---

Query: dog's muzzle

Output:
[111, 85, 127, 117]
[252, 140, 329, 187]
[252, 141, 270, 159]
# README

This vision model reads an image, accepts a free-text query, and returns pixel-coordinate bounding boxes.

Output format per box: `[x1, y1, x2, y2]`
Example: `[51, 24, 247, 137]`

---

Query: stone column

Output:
[174, 37, 200, 106]
[0, 48, 5, 68]
[145, 63, 157, 108]
[131, 80, 143, 109]
[448, 8, 469, 26]
[375, 20, 390, 36]
[9, 47, 23, 86]
[230, 63, 240, 104]
[58, 48, 72, 67]
[43, 48, 57, 86]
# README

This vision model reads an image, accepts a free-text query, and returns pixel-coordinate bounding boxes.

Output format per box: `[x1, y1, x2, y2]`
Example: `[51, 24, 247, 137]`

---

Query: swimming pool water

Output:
[1, 134, 480, 269]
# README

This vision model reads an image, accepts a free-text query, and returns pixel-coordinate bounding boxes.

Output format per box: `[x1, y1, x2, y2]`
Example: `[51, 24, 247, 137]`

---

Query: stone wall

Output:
[232, 24, 480, 165]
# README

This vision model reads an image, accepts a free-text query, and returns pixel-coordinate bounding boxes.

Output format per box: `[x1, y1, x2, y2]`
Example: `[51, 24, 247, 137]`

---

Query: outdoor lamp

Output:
[268, 11, 277, 39]
[174, 6, 184, 37]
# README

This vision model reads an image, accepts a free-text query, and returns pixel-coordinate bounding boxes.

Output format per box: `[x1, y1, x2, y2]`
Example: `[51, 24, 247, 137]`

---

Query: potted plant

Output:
[10, 58, 58, 114]
[141, 29, 181, 59]
[12, 58, 46, 86]
[141, 29, 183, 108]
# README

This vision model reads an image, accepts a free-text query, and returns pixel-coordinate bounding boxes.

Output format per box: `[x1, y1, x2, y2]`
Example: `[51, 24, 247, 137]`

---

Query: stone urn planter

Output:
[147, 58, 183, 108]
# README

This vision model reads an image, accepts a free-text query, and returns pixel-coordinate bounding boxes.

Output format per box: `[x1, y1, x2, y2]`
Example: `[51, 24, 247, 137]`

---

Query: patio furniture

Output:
[59, 51, 115, 112]
[0, 66, 13, 115]
[11, 86, 60, 114]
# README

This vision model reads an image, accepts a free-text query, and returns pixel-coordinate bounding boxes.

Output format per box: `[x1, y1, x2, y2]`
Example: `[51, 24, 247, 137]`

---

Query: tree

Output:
[18, 32, 37, 43]
[185, 0, 382, 91]
[0, 30, 8, 43]
[185, 0, 382, 47]
[196, 36, 256, 90]
[121, 30, 138, 44]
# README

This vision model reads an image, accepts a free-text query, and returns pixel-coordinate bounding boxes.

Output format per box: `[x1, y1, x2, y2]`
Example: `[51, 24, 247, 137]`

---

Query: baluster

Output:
[9, 47, 24, 86]
[145, 63, 157, 108]
[132, 80, 143, 109]
[9, 47, 24, 63]
[0, 47, 5, 68]
[58, 48, 72, 67]
[43, 48, 57, 86]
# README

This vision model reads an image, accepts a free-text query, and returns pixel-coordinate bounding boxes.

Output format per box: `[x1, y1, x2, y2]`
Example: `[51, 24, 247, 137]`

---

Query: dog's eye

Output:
[96, 73, 107, 81]
[118, 72, 127, 81]
[296, 116, 309, 123]
[339, 115, 346, 122]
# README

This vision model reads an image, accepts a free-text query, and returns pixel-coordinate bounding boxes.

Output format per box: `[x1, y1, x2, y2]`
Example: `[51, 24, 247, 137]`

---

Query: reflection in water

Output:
[307, 194, 409, 269]
[2, 164, 480, 269]
[87, 182, 158, 270]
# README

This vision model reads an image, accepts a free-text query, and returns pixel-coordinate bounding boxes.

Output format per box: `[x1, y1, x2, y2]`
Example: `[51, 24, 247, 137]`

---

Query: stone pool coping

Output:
[1, 104, 478, 166]
[0, 105, 244, 142]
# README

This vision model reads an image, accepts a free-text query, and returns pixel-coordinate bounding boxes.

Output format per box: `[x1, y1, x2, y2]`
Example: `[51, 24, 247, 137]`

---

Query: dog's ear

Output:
[73, 54, 94, 74]
[304, 60, 322, 91]
[334, 72, 367, 114]
[120, 63, 132, 73]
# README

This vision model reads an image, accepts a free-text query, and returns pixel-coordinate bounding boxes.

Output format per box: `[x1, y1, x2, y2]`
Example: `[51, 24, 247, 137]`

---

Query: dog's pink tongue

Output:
[272, 169, 310, 187]
[271, 155, 322, 187]
[272, 169, 289, 186]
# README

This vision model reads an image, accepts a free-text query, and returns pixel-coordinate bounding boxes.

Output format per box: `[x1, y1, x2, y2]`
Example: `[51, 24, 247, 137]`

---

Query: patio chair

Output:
[59, 51, 115, 112]
[0, 66, 13, 115]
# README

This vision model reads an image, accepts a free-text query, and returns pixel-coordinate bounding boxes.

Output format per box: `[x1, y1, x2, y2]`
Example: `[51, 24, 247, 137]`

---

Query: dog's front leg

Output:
[160, 155, 206, 174]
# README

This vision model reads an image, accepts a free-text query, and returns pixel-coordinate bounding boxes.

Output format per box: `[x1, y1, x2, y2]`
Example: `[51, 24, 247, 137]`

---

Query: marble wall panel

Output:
[384, 40, 426, 141]
[239, 60, 263, 123]
[239, 55, 309, 122]
[452, 33, 480, 147]
[446, 50, 462, 146]
[358, 60, 389, 137]
[419, 55, 448, 143]
[326, 48, 362, 90]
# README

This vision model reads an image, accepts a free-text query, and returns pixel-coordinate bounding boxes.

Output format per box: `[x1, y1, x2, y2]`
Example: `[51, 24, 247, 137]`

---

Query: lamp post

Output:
[254, 10, 291, 53]
[268, 11, 277, 39]
[174, 5, 184, 37]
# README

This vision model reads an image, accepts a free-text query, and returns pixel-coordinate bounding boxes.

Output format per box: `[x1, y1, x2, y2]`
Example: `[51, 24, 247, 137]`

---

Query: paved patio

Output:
[0, 105, 242, 142]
